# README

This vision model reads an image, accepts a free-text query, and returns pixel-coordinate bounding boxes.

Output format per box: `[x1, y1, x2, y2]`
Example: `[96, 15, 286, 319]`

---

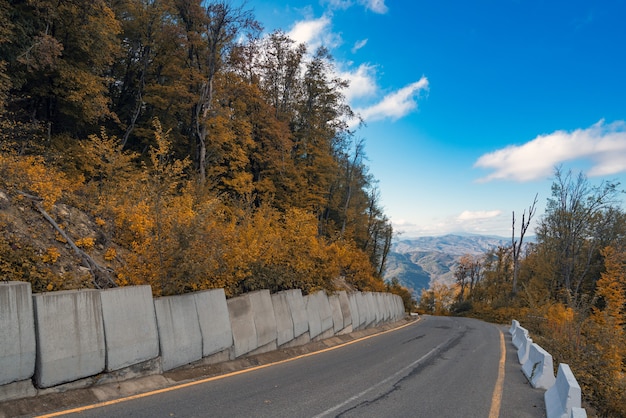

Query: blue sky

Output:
[245, 0, 626, 238]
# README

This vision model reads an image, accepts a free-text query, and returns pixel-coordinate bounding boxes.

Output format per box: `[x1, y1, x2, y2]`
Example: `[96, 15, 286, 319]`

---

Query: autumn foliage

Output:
[0, 0, 415, 308]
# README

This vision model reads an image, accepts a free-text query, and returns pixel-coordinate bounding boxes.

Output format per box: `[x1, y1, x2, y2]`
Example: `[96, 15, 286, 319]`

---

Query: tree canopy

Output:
[0, 0, 414, 307]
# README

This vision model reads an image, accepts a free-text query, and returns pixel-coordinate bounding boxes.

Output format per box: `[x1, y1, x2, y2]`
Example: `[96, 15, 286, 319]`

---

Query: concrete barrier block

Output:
[0, 282, 36, 385]
[365, 292, 377, 327]
[284, 289, 308, 338]
[272, 291, 295, 346]
[328, 294, 344, 333]
[356, 292, 370, 328]
[509, 319, 520, 335]
[304, 293, 322, 339]
[517, 335, 533, 365]
[512, 325, 529, 349]
[380, 293, 390, 322]
[347, 293, 361, 331]
[33, 290, 105, 388]
[372, 292, 381, 323]
[100, 285, 159, 371]
[522, 343, 556, 390]
[194, 289, 233, 357]
[315, 291, 334, 333]
[249, 290, 277, 349]
[227, 294, 258, 358]
[570, 407, 587, 418]
[337, 291, 352, 329]
[545, 363, 582, 418]
[394, 294, 405, 319]
[154, 293, 202, 371]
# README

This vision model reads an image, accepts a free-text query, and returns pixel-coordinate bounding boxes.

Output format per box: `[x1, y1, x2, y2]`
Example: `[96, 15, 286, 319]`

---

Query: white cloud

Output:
[457, 210, 502, 221]
[323, 0, 353, 10]
[392, 210, 511, 238]
[475, 120, 626, 182]
[358, 0, 389, 14]
[355, 76, 429, 122]
[287, 15, 340, 51]
[322, 0, 388, 13]
[339, 63, 378, 102]
[351, 39, 368, 53]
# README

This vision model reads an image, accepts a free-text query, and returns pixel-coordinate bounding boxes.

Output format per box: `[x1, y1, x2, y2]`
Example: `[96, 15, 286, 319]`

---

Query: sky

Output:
[245, 0, 626, 238]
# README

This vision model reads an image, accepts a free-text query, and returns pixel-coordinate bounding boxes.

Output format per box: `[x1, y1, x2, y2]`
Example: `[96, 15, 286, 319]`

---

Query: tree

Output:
[536, 167, 622, 307]
[5, 0, 121, 137]
[511, 194, 537, 295]
[186, 0, 259, 183]
[582, 246, 626, 416]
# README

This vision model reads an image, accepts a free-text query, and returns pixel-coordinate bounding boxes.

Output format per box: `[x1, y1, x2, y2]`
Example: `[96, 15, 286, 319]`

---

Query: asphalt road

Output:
[40, 316, 546, 418]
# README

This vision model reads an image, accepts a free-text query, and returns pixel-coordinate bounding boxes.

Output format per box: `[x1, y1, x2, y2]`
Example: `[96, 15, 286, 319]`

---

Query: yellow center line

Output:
[489, 329, 506, 418]
[36, 319, 420, 418]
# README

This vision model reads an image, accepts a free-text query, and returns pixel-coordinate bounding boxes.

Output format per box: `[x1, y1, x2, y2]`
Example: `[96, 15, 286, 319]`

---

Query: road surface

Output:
[33, 316, 545, 418]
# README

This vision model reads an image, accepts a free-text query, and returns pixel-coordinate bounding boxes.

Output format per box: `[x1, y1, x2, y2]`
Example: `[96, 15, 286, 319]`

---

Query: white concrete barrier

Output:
[316, 291, 334, 335]
[33, 290, 105, 388]
[100, 285, 159, 371]
[522, 343, 556, 389]
[337, 291, 353, 333]
[517, 334, 533, 365]
[512, 325, 529, 349]
[363, 292, 376, 327]
[271, 291, 296, 347]
[194, 289, 233, 357]
[396, 294, 405, 318]
[227, 293, 258, 358]
[570, 407, 587, 418]
[371, 292, 383, 324]
[304, 293, 322, 339]
[509, 319, 520, 335]
[283, 289, 309, 339]
[347, 292, 361, 331]
[249, 290, 277, 353]
[0, 282, 36, 386]
[328, 294, 344, 333]
[154, 293, 202, 371]
[545, 363, 583, 418]
[379, 293, 389, 322]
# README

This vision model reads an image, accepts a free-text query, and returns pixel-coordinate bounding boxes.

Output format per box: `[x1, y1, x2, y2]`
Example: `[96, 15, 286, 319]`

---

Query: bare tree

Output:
[511, 193, 538, 295]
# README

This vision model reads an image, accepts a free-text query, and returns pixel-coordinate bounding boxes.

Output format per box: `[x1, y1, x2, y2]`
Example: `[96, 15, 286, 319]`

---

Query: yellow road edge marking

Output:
[36, 318, 420, 417]
[489, 329, 506, 418]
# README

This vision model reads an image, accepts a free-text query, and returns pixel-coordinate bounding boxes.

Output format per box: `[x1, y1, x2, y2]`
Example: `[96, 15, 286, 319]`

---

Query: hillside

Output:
[384, 234, 510, 297]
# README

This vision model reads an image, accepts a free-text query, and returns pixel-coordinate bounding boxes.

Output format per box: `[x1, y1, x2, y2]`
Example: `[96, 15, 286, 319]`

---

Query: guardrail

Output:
[509, 319, 587, 418]
[0, 281, 406, 402]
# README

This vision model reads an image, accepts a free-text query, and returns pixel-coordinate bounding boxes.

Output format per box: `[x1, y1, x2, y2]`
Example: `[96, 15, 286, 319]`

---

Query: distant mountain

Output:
[384, 234, 510, 298]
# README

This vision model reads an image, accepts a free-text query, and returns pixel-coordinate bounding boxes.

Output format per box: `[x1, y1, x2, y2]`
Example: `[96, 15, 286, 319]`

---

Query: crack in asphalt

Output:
[401, 334, 425, 344]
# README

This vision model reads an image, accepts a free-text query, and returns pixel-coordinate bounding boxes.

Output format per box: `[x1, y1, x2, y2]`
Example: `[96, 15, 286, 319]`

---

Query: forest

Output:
[0, 0, 414, 307]
[418, 167, 626, 417]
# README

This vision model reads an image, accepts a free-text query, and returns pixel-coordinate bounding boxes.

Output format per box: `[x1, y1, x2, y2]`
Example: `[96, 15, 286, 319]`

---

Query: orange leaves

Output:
[0, 152, 80, 210]
[41, 247, 61, 264]
[594, 246, 626, 326]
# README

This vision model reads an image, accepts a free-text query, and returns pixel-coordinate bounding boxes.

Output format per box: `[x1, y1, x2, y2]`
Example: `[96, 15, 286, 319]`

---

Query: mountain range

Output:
[384, 234, 511, 298]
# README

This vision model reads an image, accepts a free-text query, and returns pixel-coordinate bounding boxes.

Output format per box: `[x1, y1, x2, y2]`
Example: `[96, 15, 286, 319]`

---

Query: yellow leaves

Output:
[594, 246, 626, 325]
[0, 152, 80, 210]
[75, 237, 95, 250]
[104, 247, 116, 261]
[42, 247, 61, 264]
[546, 303, 575, 328]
